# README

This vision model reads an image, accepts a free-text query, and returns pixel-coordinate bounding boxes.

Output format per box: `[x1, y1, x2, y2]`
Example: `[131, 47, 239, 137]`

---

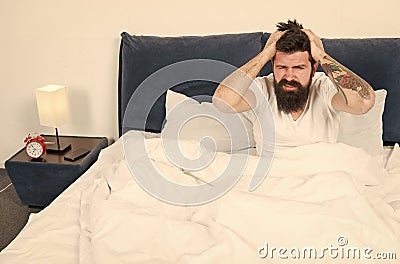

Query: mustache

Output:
[278, 79, 303, 89]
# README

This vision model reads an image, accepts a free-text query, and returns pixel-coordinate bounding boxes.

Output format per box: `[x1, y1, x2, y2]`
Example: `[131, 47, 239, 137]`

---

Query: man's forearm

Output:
[320, 54, 373, 102]
[213, 49, 272, 111]
[320, 54, 374, 110]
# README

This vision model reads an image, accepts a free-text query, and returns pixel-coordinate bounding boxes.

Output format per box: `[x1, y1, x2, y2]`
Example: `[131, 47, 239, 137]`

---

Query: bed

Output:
[1, 32, 400, 263]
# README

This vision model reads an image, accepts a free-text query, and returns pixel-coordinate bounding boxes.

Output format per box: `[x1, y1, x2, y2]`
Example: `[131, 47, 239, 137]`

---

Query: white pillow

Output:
[337, 89, 387, 157]
[165, 89, 387, 157]
[164, 90, 256, 153]
[165, 89, 188, 114]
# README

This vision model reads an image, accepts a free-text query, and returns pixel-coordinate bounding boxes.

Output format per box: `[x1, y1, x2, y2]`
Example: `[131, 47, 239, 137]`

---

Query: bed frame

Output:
[118, 32, 400, 145]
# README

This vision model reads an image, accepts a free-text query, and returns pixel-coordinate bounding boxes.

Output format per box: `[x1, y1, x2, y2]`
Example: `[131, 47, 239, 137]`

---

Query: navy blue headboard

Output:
[118, 32, 400, 144]
[118, 32, 263, 135]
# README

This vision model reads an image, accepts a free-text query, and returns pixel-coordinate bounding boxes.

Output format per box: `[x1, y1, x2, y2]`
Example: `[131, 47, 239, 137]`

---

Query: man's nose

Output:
[283, 69, 295, 80]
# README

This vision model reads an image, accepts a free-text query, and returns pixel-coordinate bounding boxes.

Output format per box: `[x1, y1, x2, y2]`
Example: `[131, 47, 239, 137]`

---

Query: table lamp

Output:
[35, 84, 71, 152]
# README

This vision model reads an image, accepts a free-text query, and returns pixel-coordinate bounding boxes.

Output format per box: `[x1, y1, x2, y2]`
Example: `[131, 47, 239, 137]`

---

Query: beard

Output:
[273, 76, 312, 114]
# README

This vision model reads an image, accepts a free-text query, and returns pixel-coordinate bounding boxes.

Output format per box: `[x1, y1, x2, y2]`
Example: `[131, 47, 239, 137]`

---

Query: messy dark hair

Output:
[274, 19, 316, 66]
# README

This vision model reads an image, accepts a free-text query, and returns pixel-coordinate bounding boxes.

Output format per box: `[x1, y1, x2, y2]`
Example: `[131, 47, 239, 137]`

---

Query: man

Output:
[212, 20, 375, 152]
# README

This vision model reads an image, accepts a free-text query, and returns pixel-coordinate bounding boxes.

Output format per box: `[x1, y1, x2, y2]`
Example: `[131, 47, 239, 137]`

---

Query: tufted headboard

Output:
[118, 32, 400, 144]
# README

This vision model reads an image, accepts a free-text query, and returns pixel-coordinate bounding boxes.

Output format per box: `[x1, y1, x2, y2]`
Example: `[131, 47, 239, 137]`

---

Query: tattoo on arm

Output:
[321, 55, 371, 102]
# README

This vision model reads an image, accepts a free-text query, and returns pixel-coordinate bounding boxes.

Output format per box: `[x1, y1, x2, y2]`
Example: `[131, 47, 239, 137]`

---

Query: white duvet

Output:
[1, 131, 400, 263]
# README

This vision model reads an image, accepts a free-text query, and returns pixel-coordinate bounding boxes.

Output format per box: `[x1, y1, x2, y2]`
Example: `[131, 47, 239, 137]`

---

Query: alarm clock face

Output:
[26, 141, 45, 158]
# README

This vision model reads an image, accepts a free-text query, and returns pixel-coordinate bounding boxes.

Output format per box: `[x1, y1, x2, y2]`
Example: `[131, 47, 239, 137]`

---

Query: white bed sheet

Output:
[1, 132, 400, 263]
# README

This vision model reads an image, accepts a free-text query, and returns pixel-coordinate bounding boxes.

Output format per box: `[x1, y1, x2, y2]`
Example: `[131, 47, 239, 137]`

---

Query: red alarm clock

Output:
[24, 134, 46, 159]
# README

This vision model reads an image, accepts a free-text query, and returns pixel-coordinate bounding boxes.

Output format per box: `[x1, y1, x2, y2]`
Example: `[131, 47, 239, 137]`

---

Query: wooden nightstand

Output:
[5, 135, 108, 207]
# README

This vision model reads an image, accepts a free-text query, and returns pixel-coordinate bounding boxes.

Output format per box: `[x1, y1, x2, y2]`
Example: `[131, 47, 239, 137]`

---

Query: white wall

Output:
[1, 0, 399, 167]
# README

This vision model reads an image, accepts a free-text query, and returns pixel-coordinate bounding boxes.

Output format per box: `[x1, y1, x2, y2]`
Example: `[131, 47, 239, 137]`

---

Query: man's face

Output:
[273, 51, 315, 113]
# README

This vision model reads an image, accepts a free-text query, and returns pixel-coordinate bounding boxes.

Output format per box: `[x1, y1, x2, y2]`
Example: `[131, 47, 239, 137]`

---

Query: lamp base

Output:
[46, 142, 71, 153]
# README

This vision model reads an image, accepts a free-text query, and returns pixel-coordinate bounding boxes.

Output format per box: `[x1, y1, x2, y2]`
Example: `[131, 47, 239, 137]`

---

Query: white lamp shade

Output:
[35, 85, 70, 127]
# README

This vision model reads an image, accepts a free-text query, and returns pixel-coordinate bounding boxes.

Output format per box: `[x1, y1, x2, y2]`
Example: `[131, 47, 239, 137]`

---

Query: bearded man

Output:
[213, 19, 375, 152]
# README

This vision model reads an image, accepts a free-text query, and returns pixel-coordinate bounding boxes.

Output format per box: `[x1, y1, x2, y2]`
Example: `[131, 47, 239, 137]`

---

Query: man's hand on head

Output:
[302, 29, 326, 63]
[262, 31, 286, 59]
